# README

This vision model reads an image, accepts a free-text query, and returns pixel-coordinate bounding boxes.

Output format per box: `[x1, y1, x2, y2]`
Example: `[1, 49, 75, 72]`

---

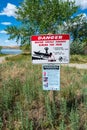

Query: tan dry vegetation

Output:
[1, 64, 26, 84]
[60, 66, 83, 88]
[0, 57, 42, 88]
[0, 54, 87, 129]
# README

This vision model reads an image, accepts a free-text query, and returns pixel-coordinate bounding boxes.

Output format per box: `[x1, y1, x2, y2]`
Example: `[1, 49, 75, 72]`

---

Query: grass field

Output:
[0, 54, 87, 130]
[70, 55, 87, 63]
[0, 53, 8, 57]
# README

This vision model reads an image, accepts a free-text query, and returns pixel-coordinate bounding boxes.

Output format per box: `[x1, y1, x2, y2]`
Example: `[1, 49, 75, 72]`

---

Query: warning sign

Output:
[31, 34, 70, 64]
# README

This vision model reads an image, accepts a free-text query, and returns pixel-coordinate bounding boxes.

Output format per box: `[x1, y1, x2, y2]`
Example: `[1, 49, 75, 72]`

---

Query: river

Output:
[1, 48, 22, 55]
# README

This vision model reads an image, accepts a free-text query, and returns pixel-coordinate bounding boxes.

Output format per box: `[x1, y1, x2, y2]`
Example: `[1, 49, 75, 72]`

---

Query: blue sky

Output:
[0, 0, 22, 46]
[0, 0, 87, 46]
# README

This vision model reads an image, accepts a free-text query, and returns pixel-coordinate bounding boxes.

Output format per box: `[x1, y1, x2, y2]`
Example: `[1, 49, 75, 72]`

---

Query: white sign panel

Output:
[42, 65, 60, 90]
[31, 34, 70, 64]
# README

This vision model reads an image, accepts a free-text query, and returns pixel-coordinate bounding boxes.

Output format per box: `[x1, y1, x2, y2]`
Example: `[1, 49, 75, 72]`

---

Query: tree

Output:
[64, 14, 87, 42]
[5, 0, 78, 45]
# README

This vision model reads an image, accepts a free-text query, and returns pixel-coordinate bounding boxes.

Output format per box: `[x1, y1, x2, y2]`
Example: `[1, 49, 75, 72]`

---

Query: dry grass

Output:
[70, 54, 87, 63]
[0, 54, 87, 130]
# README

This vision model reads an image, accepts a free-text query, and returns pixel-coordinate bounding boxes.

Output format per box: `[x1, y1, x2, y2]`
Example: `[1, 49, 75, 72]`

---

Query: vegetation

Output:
[0, 54, 87, 130]
[70, 40, 84, 55]
[20, 44, 31, 53]
[70, 54, 87, 63]
[5, 0, 87, 55]
[65, 14, 87, 42]
[0, 54, 8, 57]
[0, 0, 87, 128]
[70, 39, 87, 55]
[5, 0, 78, 45]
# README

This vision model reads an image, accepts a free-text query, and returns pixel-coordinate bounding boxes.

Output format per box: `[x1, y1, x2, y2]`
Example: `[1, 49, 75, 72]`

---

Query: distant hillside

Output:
[2, 46, 20, 49]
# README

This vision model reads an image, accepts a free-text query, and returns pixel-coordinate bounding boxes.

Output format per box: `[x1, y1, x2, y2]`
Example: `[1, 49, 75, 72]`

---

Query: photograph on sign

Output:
[31, 34, 70, 64]
[42, 65, 60, 90]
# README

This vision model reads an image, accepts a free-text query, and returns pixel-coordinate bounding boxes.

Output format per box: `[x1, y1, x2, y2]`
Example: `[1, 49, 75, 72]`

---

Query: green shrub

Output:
[20, 43, 31, 51]
[70, 41, 84, 55]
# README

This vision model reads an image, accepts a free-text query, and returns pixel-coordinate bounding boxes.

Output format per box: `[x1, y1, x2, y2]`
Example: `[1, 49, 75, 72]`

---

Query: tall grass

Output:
[0, 54, 87, 129]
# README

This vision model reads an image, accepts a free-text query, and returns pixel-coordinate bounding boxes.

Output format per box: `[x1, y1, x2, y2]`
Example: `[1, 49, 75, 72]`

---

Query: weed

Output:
[59, 120, 66, 130]
[69, 109, 79, 130]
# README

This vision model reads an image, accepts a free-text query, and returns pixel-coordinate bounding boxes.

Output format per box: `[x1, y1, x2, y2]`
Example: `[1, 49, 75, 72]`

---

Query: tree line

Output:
[5, 0, 87, 54]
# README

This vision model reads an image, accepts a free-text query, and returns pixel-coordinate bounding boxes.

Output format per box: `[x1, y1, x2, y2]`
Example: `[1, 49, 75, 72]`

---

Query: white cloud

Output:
[0, 3, 17, 17]
[1, 22, 12, 25]
[75, 0, 87, 9]
[0, 30, 7, 34]
[64, 0, 87, 9]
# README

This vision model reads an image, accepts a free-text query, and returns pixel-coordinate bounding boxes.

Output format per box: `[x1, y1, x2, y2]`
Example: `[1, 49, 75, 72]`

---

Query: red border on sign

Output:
[31, 34, 70, 41]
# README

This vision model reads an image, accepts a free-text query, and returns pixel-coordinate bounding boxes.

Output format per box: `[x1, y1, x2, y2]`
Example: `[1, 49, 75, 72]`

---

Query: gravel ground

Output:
[0, 57, 5, 63]
[62, 63, 87, 69]
[0, 55, 14, 64]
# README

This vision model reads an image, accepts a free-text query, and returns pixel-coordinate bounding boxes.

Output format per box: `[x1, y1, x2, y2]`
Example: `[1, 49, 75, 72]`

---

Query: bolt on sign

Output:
[31, 34, 70, 64]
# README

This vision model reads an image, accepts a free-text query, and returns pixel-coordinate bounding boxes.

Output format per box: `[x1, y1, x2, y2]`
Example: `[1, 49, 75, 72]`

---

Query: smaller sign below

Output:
[42, 64, 60, 90]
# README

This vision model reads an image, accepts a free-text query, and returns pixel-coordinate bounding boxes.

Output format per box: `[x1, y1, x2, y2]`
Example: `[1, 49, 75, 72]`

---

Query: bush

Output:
[20, 43, 31, 51]
[70, 41, 84, 55]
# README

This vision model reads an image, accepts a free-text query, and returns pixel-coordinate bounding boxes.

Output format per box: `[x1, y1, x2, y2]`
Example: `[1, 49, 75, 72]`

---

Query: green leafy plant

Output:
[70, 40, 84, 55]
[69, 109, 79, 130]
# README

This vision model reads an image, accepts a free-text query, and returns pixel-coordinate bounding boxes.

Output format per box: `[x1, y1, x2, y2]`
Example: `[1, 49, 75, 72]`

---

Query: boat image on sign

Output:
[32, 51, 52, 59]
[32, 47, 56, 62]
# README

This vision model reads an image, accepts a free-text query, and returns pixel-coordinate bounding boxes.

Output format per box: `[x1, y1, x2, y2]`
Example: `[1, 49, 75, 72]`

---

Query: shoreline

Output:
[1, 46, 20, 49]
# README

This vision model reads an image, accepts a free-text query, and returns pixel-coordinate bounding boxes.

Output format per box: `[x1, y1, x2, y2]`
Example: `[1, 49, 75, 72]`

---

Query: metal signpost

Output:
[31, 34, 70, 91]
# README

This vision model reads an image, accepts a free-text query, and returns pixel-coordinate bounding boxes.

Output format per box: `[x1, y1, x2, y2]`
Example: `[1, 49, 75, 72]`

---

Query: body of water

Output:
[1, 48, 22, 55]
